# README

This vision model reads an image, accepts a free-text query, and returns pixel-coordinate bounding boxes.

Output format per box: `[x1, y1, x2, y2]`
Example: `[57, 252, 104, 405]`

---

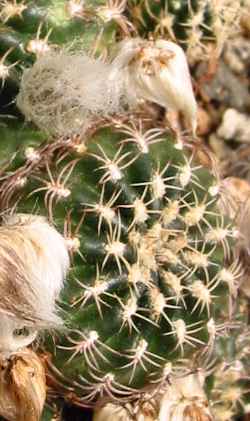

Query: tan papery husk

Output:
[0, 348, 46, 421]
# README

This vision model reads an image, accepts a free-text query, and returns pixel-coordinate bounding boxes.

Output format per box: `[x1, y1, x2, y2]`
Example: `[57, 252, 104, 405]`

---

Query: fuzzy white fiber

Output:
[17, 51, 125, 136]
[0, 214, 69, 354]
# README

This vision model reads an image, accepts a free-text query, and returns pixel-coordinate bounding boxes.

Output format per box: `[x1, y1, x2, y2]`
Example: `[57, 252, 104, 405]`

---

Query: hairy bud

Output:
[17, 40, 196, 136]
[0, 214, 69, 354]
[113, 38, 197, 134]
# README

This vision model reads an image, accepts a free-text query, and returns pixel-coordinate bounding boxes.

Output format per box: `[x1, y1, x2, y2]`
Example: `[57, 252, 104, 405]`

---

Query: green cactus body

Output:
[0, 108, 244, 414]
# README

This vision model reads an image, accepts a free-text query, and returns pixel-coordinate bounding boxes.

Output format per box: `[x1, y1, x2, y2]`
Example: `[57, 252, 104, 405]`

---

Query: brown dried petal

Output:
[0, 348, 46, 421]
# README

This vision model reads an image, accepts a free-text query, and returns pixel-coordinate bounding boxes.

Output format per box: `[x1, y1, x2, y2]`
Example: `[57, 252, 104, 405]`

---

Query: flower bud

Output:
[113, 38, 197, 134]
[0, 214, 69, 354]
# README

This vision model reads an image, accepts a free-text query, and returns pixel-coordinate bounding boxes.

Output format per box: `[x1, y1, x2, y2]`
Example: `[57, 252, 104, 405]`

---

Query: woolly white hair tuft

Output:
[0, 213, 69, 354]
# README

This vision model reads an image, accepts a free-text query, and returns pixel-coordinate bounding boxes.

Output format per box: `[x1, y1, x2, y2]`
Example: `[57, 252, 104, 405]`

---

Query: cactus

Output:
[0, 1, 249, 421]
